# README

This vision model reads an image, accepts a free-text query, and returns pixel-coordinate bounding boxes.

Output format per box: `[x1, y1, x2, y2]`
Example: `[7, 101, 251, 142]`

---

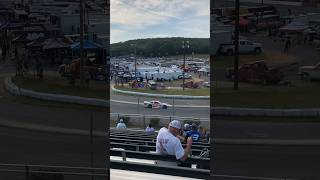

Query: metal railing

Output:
[0, 163, 108, 180]
[110, 113, 210, 129]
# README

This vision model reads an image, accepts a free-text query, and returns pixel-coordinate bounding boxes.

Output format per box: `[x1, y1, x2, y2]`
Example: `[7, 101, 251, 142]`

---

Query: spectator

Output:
[284, 37, 291, 53]
[145, 124, 155, 134]
[186, 123, 201, 142]
[182, 123, 190, 137]
[198, 126, 209, 141]
[156, 120, 193, 162]
[116, 119, 127, 129]
[84, 71, 91, 88]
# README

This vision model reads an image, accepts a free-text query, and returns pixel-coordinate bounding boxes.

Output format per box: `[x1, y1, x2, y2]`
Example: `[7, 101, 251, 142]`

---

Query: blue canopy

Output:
[70, 40, 103, 50]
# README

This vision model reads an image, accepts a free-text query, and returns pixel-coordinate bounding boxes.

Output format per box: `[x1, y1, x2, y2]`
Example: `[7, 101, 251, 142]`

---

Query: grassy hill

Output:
[111, 37, 209, 57]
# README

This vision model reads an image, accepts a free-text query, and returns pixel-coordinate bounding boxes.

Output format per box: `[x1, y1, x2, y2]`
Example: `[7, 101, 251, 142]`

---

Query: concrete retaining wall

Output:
[4, 77, 109, 107]
[111, 85, 210, 99]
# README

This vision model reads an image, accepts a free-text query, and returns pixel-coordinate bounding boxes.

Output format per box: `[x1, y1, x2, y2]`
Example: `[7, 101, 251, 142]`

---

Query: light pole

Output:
[131, 44, 137, 81]
[234, 0, 239, 90]
[182, 40, 189, 91]
[79, 0, 86, 86]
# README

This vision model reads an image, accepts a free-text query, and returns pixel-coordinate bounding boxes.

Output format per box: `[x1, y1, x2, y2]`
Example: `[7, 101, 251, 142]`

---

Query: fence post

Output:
[172, 97, 175, 117]
[25, 165, 29, 180]
[137, 97, 140, 114]
[143, 115, 146, 129]
[90, 112, 94, 180]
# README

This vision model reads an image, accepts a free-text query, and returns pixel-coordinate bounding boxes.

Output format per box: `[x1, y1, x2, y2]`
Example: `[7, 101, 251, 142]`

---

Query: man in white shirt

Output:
[156, 120, 193, 162]
[116, 119, 127, 129]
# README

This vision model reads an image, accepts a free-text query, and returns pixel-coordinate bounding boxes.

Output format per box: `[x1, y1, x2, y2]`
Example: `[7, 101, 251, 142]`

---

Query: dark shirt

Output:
[186, 130, 201, 142]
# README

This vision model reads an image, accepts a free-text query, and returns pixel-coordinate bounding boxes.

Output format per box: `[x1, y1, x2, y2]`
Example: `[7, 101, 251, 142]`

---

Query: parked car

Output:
[149, 81, 166, 90]
[219, 40, 262, 56]
[203, 81, 211, 87]
[143, 100, 171, 109]
[178, 73, 192, 79]
[298, 62, 320, 80]
[226, 60, 284, 85]
[181, 80, 204, 88]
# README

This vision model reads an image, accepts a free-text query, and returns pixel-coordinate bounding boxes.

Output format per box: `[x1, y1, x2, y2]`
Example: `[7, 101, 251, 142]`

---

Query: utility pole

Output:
[182, 40, 189, 91]
[79, 0, 85, 85]
[234, 0, 239, 90]
[131, 44, 137, 81]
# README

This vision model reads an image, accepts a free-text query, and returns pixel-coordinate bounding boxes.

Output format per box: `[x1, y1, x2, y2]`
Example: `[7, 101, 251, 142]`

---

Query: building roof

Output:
[43, 37, 73, 50]
[70, 40, 103, 50]
[14, 9, 27, 15]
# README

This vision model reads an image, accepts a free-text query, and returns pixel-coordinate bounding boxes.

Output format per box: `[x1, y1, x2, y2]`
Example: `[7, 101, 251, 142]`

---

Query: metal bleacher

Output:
[110, 128, 210, 179]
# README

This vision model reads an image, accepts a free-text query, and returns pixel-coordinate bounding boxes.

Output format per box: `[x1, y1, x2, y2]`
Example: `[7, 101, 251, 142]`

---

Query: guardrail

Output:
[111, 84, 209, 99]
[4, 77, 110, 107]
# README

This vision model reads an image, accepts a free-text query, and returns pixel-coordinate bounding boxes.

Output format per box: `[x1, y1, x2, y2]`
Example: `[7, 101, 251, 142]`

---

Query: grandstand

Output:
[110, 128, 210, 179]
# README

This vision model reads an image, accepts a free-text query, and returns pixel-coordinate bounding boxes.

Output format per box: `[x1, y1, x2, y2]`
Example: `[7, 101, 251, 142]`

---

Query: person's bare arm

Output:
[180, 137, 192, 161]
[177, 135, 185, 142]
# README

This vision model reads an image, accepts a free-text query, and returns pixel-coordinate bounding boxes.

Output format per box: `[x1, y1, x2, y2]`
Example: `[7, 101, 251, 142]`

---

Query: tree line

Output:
[110, 37, 209, 57]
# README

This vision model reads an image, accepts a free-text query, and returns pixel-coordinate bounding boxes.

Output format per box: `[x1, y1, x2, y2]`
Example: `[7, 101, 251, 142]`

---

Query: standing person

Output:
[156, 120, 193, 164]
[116, 119, 127, 129]
[284, 38, 291, 53]
[145, 124, 155, 134]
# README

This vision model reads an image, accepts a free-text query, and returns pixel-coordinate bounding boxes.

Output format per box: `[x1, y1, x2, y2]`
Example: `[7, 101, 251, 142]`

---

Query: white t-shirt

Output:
[145, 127, 155, 133]
[116, 123, 126, 129]
[156, 127, 184, 160]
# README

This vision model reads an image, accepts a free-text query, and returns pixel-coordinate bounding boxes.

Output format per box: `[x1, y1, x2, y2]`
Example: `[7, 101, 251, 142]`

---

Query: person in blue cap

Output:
[186, 123, 201, 142]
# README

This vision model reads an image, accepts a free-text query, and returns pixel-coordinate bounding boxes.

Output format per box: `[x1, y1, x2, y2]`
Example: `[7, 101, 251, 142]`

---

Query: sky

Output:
[110, 0, 210, 44]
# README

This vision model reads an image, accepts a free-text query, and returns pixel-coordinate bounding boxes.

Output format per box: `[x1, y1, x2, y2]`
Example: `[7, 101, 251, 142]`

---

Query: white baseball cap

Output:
[169, 120, 181, 130]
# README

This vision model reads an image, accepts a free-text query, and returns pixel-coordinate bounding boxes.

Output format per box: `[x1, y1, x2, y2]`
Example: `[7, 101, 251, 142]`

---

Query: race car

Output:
[143, 100, 171, 109]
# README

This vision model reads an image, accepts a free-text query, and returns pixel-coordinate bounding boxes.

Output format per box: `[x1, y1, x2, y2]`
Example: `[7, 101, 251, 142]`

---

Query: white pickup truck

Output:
[299, 62, 320, 80]
[219, 40, 263, 56]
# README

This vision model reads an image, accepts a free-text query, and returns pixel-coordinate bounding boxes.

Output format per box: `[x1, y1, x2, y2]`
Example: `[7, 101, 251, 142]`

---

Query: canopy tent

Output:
[70, 40, 103, 50]
[26, 37, 46, 48]
[43, 38, 72, 50]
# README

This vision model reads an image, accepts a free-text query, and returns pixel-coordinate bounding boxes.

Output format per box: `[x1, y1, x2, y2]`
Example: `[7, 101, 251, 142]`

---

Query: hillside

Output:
[111, 37, 209, 57]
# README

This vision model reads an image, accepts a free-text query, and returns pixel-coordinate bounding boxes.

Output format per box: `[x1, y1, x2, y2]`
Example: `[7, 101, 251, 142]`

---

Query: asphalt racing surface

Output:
[110, 89, 210, 118]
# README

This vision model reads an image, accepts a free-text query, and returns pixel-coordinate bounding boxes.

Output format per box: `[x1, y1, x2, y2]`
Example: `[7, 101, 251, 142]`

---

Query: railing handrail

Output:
[0, 163, 106, 171]
[0, 163, 108, 177]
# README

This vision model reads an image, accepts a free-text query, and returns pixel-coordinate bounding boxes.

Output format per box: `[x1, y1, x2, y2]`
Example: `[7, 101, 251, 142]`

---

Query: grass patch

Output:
[13, 75, 108, 99]
[115, 85, 210, 96]
[212, 51, 298, 68]
[213, 81, 320, 108]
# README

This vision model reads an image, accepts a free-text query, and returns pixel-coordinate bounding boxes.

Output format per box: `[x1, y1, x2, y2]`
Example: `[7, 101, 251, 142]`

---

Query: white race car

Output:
[143, 100, 171, 109]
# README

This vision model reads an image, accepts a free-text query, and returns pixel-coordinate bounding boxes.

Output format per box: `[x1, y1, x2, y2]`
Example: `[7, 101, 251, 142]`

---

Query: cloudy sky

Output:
[111, 0, 210, 43]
